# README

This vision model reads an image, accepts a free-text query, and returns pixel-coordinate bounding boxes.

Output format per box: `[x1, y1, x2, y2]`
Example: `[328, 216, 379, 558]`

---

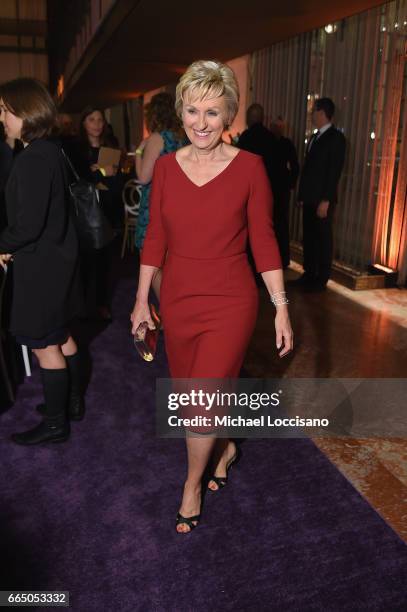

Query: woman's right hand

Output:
[103, 164, 117, 177]
[91, 163, 117, 176]
[0, 254, 12, 269]
[130, 299, 156, 336]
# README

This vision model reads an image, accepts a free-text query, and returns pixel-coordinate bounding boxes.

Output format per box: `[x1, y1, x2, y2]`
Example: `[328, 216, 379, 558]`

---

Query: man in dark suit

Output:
[238, 104, 279, 279]
[297, 98, 346, 290]
[269, 117, 299, 268]
[238, 103, 275, 183]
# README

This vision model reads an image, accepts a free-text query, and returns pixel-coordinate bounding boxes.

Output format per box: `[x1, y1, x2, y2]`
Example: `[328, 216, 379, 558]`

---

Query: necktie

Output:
[308, 130, 320, 152]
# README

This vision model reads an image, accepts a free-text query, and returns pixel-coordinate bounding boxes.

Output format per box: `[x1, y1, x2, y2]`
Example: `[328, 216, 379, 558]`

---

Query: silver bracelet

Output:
[270, 291, 289, 306]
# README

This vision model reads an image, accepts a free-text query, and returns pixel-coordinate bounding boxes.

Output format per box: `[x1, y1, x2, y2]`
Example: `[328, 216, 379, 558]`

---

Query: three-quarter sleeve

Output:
[0, 153, 52, 253]
[247, 157, 282, 272]
[140, 158, 167, 267]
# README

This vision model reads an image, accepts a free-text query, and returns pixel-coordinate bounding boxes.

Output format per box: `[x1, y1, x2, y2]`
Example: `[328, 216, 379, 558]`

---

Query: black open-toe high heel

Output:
[208, 444, 241, 491]
[176, 512, 201, 533]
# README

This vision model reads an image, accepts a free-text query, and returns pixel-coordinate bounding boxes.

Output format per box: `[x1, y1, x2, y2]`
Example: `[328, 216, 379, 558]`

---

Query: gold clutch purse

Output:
[133, 303, 161, 362]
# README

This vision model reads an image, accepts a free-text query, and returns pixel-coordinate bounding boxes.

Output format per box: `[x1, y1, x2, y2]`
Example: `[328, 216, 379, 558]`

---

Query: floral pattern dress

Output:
[135, 130, 185, 249]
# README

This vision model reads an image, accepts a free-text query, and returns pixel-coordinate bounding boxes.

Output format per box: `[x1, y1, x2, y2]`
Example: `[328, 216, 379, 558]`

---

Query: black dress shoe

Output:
[11, 420, 70, 445]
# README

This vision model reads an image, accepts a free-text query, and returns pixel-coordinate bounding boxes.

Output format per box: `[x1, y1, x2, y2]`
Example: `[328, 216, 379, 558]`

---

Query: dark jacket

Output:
[0, 141, 13, 193]
[269, 136, 299, 196]
[238, 123, 276, 184]
[0, 138, 82, 338]
[298, 126, 346, 204]
[0, 141, 13, 230]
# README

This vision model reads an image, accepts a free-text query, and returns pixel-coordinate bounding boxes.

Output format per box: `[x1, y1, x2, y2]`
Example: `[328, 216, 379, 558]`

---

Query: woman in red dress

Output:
[131, 60, 293, 533]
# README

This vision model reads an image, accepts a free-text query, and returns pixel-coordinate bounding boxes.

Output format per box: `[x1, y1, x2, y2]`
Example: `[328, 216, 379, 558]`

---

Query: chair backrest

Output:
[122, 179, 142, 216]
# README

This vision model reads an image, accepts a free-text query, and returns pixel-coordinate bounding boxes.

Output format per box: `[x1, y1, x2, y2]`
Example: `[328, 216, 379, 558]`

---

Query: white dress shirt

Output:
[308, 122, 332, 151]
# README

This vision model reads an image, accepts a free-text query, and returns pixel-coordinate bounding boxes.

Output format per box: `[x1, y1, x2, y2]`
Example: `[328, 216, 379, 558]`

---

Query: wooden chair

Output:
[121, 179, 142, 258]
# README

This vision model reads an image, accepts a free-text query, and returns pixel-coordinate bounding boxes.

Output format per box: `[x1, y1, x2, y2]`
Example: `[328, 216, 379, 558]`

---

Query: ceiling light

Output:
[324, 24, 335, 34]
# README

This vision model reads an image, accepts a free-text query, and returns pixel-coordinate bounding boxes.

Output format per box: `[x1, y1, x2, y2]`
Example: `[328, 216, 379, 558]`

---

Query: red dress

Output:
[141, 150, 281, 378]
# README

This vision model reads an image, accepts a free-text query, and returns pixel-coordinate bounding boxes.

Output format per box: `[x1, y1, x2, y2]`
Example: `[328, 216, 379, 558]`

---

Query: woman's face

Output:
[0, 99, 23, 140]
[182, 93, 228, 150]
[83, 111, 105, 139]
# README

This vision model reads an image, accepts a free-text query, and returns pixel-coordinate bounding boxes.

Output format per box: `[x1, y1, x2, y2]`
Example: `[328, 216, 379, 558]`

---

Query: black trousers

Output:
[273, 190, 290, 269]
[302, 202, 334, 285]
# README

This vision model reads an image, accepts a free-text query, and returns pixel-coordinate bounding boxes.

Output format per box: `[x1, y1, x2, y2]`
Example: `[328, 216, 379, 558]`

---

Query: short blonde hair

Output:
[175, 60, 239, 128]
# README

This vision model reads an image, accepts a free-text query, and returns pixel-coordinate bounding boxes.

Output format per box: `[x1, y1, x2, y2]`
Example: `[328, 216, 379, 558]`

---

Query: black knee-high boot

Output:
[12, 368, 70, 445]
[65, 353, 85, 421]
[37, 353, 85, 421]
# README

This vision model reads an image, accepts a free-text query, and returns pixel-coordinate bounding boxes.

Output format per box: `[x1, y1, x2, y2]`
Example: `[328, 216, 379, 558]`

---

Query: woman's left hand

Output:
[0, 253, 12, 269]
[91, 163, 116, 176]
[275, 308, 294, 357]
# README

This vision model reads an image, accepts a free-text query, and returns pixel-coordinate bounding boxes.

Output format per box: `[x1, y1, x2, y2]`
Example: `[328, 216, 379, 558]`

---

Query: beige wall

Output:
[0, 51, 48, 84]
[0, 0, 46, 19]
[0, 0, 48, 84]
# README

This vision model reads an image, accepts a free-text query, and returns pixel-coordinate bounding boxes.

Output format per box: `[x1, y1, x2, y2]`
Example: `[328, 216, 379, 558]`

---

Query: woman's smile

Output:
[193, 129, 211, 138]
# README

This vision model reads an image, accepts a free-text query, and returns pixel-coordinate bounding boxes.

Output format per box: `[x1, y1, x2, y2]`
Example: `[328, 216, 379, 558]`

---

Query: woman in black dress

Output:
[66, 107, 123, 321]
[0, 78, 84, 445]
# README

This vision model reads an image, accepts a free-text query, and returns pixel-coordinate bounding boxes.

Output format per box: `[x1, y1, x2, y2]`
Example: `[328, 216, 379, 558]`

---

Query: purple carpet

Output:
[1, 274, 406, 611]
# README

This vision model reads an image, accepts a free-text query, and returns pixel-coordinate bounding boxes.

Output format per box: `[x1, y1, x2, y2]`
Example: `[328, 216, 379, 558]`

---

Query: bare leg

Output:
[32, 344, 66, 369]
[207, 438, 237, 491]
[177, 435, 217, 533]
[60, 335, 78, 357]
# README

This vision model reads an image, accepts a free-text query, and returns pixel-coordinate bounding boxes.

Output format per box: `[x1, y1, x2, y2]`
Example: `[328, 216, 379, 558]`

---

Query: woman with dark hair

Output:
[135, 92, 186, 298]
[76, 106, 122, 224]
[0, 78, 84, 445]
[68, 106, 123, 320]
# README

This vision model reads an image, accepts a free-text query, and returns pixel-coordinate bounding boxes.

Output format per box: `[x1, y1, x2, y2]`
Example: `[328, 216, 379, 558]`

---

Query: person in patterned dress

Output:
[135, 93, 186, 299]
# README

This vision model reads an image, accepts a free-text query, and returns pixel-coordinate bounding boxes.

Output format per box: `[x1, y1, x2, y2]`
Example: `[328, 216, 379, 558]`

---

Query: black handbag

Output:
[61, 149, 115, 251]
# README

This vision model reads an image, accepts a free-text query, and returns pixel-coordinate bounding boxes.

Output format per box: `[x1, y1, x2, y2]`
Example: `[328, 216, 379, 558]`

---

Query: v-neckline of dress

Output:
[174, 149, 242, 189]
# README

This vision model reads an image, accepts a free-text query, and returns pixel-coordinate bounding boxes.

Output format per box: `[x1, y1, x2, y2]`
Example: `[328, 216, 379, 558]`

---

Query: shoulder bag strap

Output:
[61, 148, 80, 182]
